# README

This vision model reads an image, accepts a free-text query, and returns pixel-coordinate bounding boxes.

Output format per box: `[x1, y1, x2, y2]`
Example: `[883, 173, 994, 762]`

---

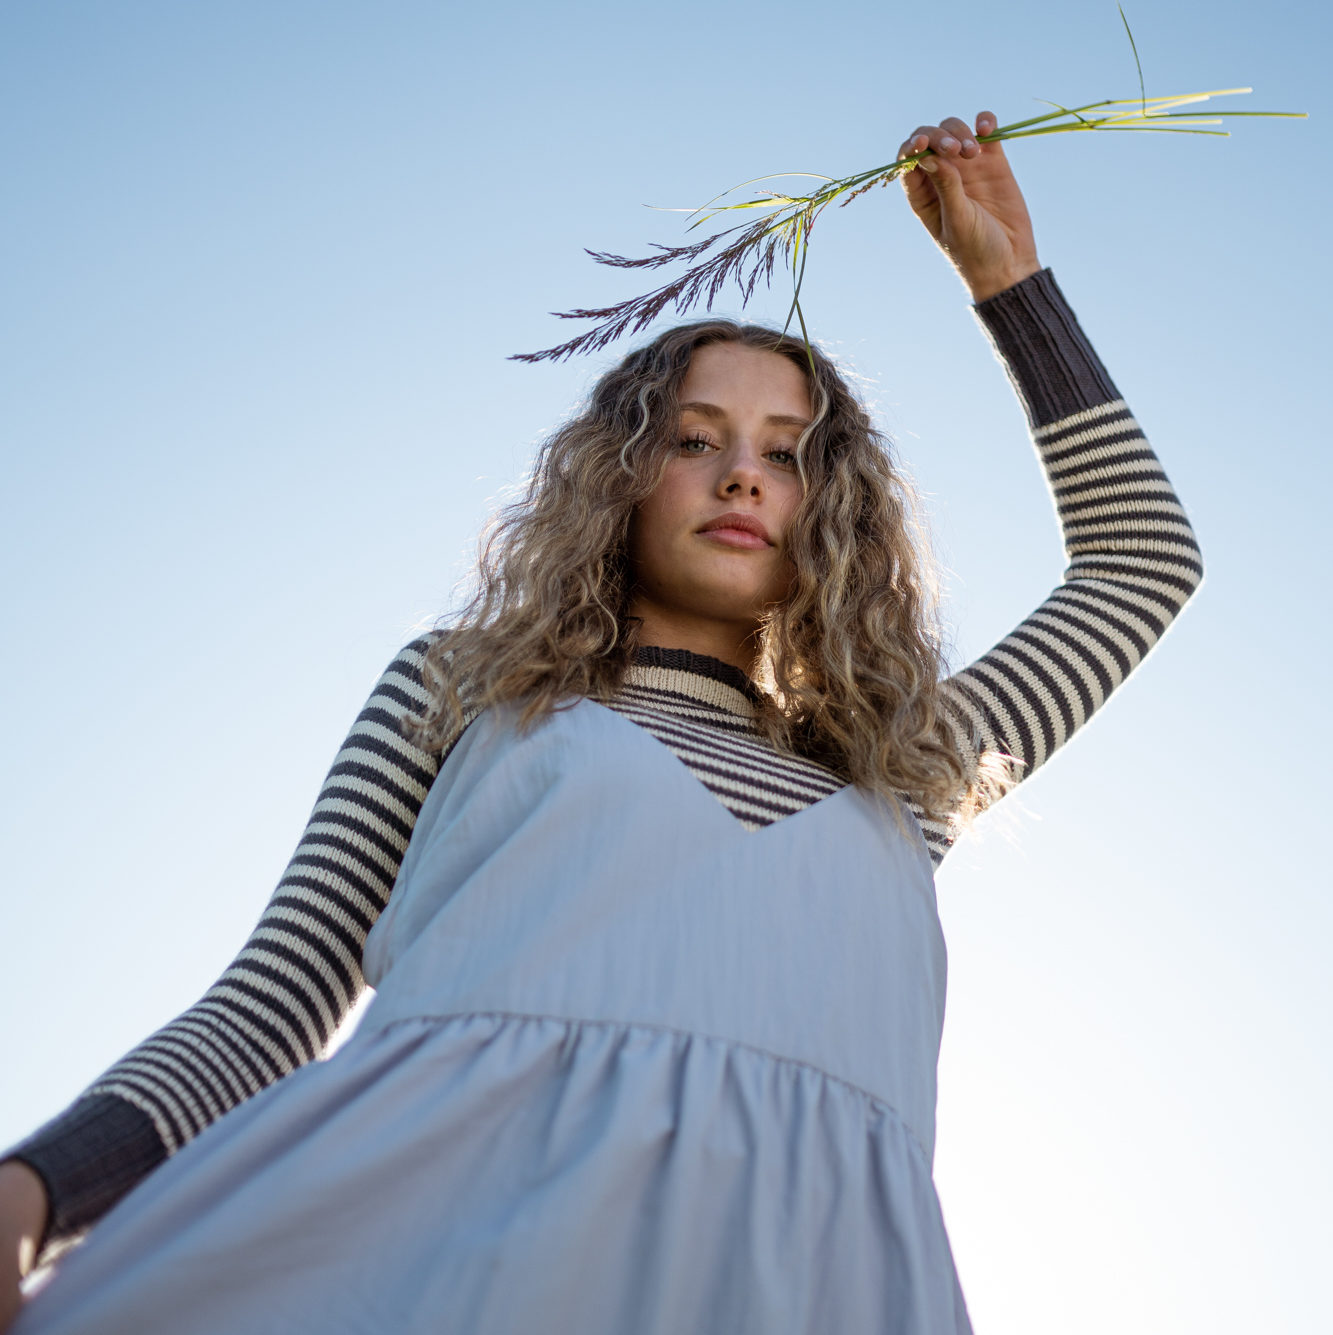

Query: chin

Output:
[701, 592, 780, 628]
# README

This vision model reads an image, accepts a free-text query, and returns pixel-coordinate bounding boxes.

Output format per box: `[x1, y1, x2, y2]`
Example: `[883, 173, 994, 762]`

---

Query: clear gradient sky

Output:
[2, 2, 1329, 1331]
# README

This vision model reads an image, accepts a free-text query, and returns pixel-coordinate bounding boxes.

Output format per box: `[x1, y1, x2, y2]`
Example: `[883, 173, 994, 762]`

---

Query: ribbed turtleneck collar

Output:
[628, 645, 765, 718]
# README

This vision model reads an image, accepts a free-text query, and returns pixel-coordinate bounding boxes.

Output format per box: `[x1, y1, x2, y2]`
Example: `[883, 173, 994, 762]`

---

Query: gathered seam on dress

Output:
[364, 1007, 936, 1169]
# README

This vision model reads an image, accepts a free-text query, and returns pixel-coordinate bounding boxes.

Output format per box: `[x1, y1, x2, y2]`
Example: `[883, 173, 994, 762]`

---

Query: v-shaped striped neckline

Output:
[602, 647, 848, 833]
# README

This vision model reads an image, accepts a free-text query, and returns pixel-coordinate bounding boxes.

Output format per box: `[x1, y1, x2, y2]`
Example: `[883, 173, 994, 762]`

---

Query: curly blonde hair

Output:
[407, 320, 982, 821]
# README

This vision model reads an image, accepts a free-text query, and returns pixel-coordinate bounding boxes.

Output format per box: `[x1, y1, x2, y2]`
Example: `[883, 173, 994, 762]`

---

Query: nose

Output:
[716, 442, 764, 499]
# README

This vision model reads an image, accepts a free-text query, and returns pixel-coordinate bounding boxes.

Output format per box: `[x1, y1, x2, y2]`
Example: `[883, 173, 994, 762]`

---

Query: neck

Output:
[630, 612, 761, 678]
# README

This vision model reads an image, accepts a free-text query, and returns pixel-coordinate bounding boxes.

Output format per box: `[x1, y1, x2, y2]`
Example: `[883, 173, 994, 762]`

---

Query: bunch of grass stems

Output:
[514, 89, 1304, 366]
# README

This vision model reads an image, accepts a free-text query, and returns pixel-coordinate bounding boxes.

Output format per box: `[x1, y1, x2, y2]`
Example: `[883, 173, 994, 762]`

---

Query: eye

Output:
[767, 448, 798, 468]
[678, 435, 714, 455]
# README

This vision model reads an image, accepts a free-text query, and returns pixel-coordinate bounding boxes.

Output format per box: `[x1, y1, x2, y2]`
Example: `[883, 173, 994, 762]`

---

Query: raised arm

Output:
[1, 637, 444, 1273]
[896, 114, 1203, 864]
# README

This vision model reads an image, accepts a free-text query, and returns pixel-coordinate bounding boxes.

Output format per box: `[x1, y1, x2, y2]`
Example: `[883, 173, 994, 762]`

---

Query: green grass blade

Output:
[989, 99, 1122, 134]
[792, 294, 816, 380]
[672, 171, 835, 228]
[1033, 98, 1097, 126]
[781, 227, 810, 339]
[1119, 4, 1147, 116]
[1148, 108, 1308, 118]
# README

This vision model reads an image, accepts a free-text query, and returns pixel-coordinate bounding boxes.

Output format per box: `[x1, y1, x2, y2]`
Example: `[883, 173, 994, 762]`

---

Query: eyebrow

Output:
[678, 400, 812, 431]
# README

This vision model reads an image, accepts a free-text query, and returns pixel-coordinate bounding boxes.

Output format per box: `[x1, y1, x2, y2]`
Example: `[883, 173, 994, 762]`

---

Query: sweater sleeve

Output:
[2, 636, 446, 1267]
[911, 268, 1204, 865]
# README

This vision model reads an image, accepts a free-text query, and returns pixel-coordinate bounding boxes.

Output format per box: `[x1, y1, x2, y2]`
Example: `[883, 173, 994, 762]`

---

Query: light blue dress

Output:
[16, 697, 971, 1333]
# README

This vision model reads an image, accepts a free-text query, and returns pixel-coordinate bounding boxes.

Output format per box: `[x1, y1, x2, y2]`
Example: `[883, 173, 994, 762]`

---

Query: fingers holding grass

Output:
[898, 117, 985, 185]
[900, 112, 1005, 168]
[898, 128, 933, 163]
[939, 116, 981, 157]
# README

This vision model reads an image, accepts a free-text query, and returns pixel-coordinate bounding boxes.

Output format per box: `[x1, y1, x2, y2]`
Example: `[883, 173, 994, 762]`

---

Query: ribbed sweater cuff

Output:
[973, 268, 1120, 428]
[2, 1094, 167, 1267]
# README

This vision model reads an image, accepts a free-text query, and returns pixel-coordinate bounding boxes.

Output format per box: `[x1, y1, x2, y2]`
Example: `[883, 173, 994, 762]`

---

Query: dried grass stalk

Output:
[513, 87, 1303, 366]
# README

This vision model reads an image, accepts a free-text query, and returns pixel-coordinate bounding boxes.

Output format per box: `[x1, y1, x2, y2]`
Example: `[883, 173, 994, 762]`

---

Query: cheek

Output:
[626, 502, 670, 590]
[768, 497, 803, 596]
[774, 486, 805, 551]
[627, 502, 658, 559]
[631, 475, 688, 555]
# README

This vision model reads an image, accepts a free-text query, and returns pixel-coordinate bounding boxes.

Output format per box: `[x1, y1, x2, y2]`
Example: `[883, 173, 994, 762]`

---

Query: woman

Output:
[0, 112, 1202, 1333]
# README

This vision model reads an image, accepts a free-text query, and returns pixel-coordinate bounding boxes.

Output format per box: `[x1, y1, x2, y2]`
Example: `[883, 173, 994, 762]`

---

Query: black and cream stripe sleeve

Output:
[3, 637, 445, 1264]
[915, 268, 1203, 862]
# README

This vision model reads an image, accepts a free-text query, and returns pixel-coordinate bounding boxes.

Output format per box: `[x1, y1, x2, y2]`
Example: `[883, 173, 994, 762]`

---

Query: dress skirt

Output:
[15, 700, 972, 1334]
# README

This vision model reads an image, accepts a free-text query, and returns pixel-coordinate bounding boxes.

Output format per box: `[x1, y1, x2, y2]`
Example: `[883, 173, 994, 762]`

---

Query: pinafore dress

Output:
[15, 696, 971, 1334]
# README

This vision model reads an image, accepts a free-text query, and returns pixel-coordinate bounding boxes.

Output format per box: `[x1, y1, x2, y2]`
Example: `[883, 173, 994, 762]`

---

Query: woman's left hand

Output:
[898, 111, 1042, 303]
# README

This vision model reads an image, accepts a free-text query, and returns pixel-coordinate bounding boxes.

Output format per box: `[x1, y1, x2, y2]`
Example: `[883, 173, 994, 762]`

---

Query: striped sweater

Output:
[5, 268, 1203, 1264]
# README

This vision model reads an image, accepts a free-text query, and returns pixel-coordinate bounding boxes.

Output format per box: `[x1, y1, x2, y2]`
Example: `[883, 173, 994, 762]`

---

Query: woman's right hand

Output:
[0, 1159, 50, 1333]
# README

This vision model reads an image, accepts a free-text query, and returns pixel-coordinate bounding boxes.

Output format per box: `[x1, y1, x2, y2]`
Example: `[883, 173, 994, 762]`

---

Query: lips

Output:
[698, 512, 773, 545]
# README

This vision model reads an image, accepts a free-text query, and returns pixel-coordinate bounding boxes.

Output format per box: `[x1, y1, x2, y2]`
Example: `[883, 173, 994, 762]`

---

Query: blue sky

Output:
[2, 2, 1328, 1330]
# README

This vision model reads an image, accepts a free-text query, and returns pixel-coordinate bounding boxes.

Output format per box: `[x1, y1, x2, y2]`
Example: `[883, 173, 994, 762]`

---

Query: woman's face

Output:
[627, 341, 812, 664]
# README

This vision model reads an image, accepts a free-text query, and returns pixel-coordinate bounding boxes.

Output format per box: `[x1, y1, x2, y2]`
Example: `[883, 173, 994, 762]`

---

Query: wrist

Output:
[0, 1161, 50, 1279]
[966, 259, 1043, 304]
